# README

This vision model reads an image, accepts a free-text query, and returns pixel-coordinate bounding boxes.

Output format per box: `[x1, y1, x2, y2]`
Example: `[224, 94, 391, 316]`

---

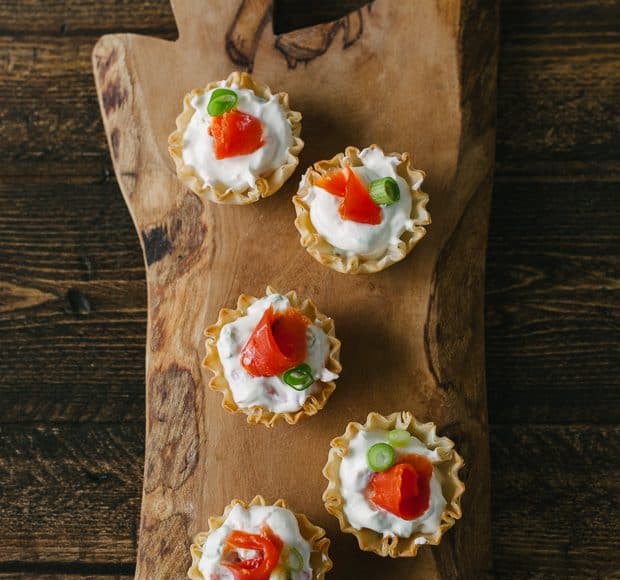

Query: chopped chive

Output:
[388, 429, 412, 447]
[282, 363, 314, 391]
[207, 88, 238, 116]
[367, 442, 396, 472]
[369, 177, 400, 206]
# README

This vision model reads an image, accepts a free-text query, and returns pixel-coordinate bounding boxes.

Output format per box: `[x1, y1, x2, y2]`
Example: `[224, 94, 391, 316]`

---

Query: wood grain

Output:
[486, 180, 620, 424]
[491, 425, 620, 578]
[1, 0, 618, 173]
[91, 0, 497, 577]
[2, 178, 617, 425]
[0, 424, 142, 564]
[0, 0, 618, 578]
[0, 573, 132, 579]
[0, 0, 175, 36]
[2, 424, 619, 577]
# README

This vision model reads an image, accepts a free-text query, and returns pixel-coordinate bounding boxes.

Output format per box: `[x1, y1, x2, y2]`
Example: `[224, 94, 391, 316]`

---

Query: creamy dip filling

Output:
[182, 85, 293, 191]
[339, 429, 447, 538]
[302, 147, 419, 257]
[216, 294, 338, 413]
[198, 505, 312, 580]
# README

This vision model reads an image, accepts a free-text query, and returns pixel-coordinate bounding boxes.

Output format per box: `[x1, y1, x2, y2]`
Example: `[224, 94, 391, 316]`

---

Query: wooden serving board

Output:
[93, 0, 498, 577]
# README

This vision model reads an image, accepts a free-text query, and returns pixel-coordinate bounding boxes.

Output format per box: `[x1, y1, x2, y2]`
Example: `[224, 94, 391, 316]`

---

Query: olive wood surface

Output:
[92, 0, 498, 577]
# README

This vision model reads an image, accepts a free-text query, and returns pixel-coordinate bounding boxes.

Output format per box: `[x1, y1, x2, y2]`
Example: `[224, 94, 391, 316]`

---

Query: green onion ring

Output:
[207, 88, 238, 116]
[388, 429, 412, 447]
[367, 442, 396, 472]
[369, 176, 400, 206]
[282, 363, 314, 391]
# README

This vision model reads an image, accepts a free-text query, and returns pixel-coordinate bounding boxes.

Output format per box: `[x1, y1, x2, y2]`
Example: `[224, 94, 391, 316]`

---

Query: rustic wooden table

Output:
[1, 1, 618, 578]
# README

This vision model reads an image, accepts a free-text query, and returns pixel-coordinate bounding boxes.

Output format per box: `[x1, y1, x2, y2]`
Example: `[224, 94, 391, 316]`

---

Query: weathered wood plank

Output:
[0, 179, 144, 281]
[496, 48, 619, 176]
[491, 425, 620, 578]
[2, 424, 619, 577]
[0, 37, 109, 165]
[0, 424, 142, 564]
[501, 0, 619, 37]
[0, 178, 147, 423]
[0, 569, 133, 578]
[0, 0, 175, 37]
[486, 180, 620, 424]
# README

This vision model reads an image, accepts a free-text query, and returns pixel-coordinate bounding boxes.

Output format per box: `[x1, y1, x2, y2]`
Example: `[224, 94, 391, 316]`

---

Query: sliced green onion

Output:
[207, 88, 238, 116]
[282, 363, 314, 391]
[287, 546, 304, 571]
[369, 177, 400, 206]
[388, 429, 412, 447]
[367, 442, 396, 472]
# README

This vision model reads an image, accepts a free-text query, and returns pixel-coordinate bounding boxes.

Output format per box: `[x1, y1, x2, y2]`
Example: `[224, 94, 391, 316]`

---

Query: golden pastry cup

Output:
[293, 145, 431, 274]
[322, 411, 464, 558]
[188, 495, 333, 579]
[203, 286, 341, 427]
[169, 71, 304, 205]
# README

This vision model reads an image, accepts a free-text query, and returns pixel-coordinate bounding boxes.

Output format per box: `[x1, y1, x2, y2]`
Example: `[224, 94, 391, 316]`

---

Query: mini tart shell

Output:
[203, 286, 341, 428]
[169, 71, 304, 205]
[293, 145, 431, 274]
[322, 411, 464, 558]
[188, 495, 333, 579]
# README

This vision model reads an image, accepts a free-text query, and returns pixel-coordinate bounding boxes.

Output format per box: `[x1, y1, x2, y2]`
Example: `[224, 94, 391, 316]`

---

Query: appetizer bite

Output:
[188, 496, 332, 579]
[323, 411, 464, 557]
[204, 287, 341, 427]
[169, 72, 303, 204]
[293, 145, 430, 274]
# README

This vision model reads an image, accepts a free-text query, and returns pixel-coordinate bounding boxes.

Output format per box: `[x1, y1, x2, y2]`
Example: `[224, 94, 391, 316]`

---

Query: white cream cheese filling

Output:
[302, 147, 420, 257]
[182, 85, 293, 191]
[198, 504, 312, 580]
[339, 428, 447, 538]
[216, 294, 338, 413]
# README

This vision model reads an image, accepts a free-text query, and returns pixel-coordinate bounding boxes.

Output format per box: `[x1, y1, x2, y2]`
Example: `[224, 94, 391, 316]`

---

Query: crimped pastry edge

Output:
[322, 411, 464, 557]
[203, 286, 341, 427]
[169, 71, 304, 205]
[188, 495, 333, 579]
[292, 145, 431, 273]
